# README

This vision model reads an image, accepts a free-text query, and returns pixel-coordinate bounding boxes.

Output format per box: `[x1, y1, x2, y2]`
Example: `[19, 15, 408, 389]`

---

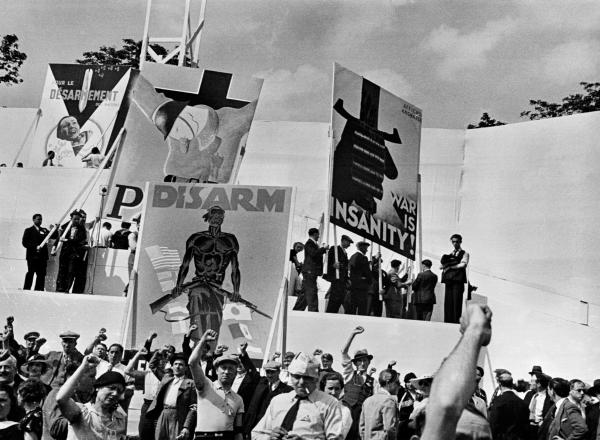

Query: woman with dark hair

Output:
[0, 384, 24, 439]
[16, 380, 46, 440]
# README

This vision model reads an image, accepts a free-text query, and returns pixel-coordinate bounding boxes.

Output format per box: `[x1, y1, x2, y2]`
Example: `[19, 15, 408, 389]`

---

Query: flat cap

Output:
[59, 330, 80, 340]
[214, 354, 239, 368]
[24, 331, 40, 340]
[263, 361, 281, 371]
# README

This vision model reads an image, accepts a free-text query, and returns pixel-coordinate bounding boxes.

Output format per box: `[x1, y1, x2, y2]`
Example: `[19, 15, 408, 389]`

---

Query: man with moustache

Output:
[189, 329, 245, 440]
[43, 331, 84, 389]
[252, 352, 343, 440]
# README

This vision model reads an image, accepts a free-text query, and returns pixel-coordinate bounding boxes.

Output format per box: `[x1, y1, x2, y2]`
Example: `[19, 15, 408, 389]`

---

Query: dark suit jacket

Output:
[411, 269, 438, 305]
[146, 376, 197, 431]
[489, 390, 529, 440]
[349, 251, 371, 291]
[244, 378, 292, 432]
[22, 226, 49, 261]
[302, 239, 326, 276]
[325, 245, 349, 281]
[586, 402, 599, 440]
[42, 350, 84, 388]
[236, 351, 261, 410]
[548, 399, 588, 440]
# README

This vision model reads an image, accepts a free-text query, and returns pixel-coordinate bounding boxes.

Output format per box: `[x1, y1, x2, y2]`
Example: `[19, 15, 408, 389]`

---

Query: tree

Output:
[467, 112, 506, 129]
[520, 82, 600, 120]
[0, 34, 27, 86]
[76, 38, 190, 69]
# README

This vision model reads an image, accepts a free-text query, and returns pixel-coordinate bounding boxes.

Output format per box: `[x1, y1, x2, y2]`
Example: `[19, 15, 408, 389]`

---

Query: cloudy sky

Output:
[1, 0, 599, 128]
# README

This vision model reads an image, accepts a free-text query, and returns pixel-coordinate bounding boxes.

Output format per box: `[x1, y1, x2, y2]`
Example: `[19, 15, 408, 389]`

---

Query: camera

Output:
[99, 185, 108, 195]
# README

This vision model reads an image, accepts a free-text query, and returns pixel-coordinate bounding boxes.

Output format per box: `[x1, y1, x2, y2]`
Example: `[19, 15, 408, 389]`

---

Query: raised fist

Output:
[353, 326, 365, 335]
[460, 304, 492, 347]
[239, 342, 248, 353]
[313, 348, 323, 356]
[201, 330, 217, 342]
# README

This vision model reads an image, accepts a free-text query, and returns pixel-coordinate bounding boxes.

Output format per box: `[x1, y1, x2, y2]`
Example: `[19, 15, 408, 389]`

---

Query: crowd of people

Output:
[0, 305, 595, 440]
[291, 229, 472, 324]
[21, 212, 139, 294]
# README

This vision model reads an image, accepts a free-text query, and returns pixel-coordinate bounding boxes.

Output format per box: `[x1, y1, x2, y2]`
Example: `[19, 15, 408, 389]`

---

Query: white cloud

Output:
[423, 17, 517, 80]
[541, 40, 600, 85]
[513, 0, 600, 33]
[253, 64, 331, 121]
[362, 68, 412, 98]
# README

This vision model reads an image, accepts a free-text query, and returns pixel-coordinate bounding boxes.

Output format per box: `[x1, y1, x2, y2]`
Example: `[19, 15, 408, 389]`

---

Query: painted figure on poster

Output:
[172, 205, 241, 339]
[132, 75, 255, 183]
[332, 79, 402, 215]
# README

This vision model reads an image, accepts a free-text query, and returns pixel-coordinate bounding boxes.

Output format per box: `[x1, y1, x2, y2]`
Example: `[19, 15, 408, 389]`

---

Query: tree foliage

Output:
[76, 38, 190, 69]
[467, 112, 506, 129]
[0, 34, 27, 86]
[520, 82, 600, 120]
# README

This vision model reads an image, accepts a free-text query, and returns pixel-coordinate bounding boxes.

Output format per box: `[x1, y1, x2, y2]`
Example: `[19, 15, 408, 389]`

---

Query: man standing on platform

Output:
[325, 235, 352, 314]
[347, 241, 372, 316]
[22, 213, 50, 291]
[411, 260, 438, 321]
[55, 210, 88, 293]
[298, 228, 328, 312]
[440, 234, 469, 324]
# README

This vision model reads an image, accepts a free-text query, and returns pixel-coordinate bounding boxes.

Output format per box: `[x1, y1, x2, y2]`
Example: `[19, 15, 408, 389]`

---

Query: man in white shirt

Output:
[96, 222, 113, 248]
[253, 352, 343, 440]
[190, 330, 245, 440]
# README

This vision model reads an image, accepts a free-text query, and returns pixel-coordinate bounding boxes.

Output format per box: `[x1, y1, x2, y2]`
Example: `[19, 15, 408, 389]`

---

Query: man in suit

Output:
[347, 241, 372, 316]
[440, 233, 469, 323]
[147, 353, 196, 440]
[526, 373, 553, 440]
[384, 260, 407, 319]
[585, 382, 600, 440]
[42, 331, 84, 388]
[300, 228, 328, 312]
[325, 234, 353, 314]
[244, 361, 292, 436]
[489, 372, 529, 439]
[546, 377, 588, 440]
[411, 259, 438, 321]
[524, 366, 544, 408]
[22, 213, 50, 291]
[232, 343, 260, 410]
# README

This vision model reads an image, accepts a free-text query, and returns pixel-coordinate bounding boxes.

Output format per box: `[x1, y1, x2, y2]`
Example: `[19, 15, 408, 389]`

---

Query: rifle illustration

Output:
[150, 278, 272, 320]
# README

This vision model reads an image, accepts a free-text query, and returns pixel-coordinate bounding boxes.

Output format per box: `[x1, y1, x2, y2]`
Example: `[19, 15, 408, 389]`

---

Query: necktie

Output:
[281, 396, 307, 431]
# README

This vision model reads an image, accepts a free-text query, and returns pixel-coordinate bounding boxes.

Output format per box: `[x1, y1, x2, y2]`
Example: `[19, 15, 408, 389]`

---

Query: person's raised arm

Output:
[238, 342, 257, 375]
[341, 326, 364, 382]
[420, 304, 492, 440]
[125, 347, 149, 379]
[56, 354, 101, 422]
[189, 329, 217, 395]
[182, 324, 198, 360]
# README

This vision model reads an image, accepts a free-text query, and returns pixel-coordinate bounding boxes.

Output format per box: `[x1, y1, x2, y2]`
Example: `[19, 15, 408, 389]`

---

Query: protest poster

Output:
[27, 64, 134, 167]
[105, 64, 263, 221]
[133, 182, 293, 354]
[330, 63, 421, 259]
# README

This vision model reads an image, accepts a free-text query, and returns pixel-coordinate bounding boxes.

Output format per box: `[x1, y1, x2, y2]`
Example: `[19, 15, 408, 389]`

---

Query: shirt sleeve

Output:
[460, 251, 469, 266]
[381, 398, 399, 440]
[341, 353, 353, 383]
[251, 398, 275, 440]
[323, 399, 344, 440]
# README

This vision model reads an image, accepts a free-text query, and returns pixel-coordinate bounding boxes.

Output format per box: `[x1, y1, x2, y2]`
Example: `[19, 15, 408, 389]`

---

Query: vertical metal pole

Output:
[179, 0, 192, 66]
[193, 0, 208, 65]
[139, 0, 153, 70]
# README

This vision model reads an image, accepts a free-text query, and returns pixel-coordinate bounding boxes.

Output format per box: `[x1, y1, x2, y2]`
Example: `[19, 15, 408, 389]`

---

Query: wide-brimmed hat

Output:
[529, 365, 543, 375]
[20, 355, 51, 376]
[351, 349, 373, 363]
[287, 352, 319, 379]
[410, 375, 434, 391]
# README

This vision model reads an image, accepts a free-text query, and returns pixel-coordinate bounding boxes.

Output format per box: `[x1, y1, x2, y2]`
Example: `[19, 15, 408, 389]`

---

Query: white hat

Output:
[287, 352, 319, 379]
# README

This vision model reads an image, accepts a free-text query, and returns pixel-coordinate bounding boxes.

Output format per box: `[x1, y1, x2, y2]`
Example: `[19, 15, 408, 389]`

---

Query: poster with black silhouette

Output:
[330, 63, 421, 259]
[134, 182, 292, 353]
